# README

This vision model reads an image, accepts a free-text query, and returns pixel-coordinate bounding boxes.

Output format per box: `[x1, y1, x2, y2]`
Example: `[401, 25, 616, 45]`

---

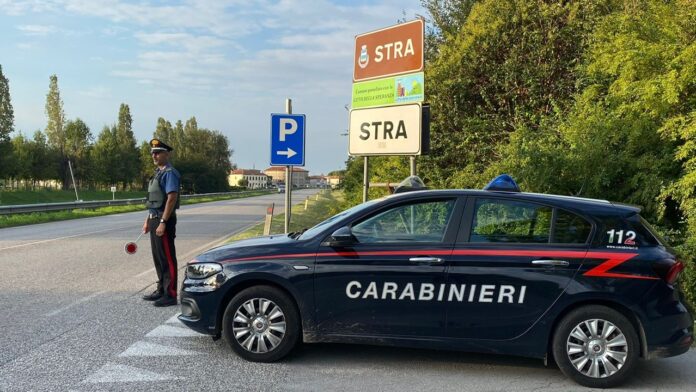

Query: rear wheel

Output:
[222, 285, 300, 362]
[552, 305, 639, 388]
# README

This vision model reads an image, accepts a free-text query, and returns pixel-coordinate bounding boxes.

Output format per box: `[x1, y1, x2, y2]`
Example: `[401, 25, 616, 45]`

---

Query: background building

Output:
[263, 167, 309, 187]
[309, 175, 327, 188]
[325, 175, 341, 189]
[228, 169, 269, 189]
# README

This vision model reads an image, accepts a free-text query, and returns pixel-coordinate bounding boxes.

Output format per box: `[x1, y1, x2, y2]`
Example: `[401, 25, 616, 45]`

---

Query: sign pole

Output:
[362, 156, 369, 203]
[410, 156, 416, 176]
[284, 98, 293, 233]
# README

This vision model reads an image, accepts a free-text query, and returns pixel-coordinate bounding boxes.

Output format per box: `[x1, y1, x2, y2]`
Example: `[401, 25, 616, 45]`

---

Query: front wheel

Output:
[222, 285, 300, 362]
[552, 305, 640, 388]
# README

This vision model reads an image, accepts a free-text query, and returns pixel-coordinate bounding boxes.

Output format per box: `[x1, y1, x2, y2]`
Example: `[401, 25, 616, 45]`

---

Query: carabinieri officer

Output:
[142, 138, 181, 307]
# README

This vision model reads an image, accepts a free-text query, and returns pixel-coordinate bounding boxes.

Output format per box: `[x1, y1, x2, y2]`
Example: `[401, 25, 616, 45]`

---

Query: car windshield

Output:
[298, 198, 381, 240]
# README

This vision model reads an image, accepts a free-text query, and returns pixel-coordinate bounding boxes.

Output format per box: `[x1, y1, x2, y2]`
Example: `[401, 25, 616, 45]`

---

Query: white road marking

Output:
[0, 225, 132, 252]
[45, 290, 108, 317]
[145, 325, 207, 338]
[165, 313, 183, 325]
[134, 267, 155, 278]
[82, 363, 178, 383]
[118, 341, 201, 357]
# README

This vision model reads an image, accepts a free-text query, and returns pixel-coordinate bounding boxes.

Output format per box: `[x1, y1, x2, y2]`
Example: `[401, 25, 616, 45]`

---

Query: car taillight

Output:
[665, 261, 685, 284]
[653, 260, 685, 285]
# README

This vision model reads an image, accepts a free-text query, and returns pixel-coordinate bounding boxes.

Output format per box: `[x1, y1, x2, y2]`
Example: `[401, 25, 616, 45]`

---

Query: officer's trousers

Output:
[149, 216, 178, 299]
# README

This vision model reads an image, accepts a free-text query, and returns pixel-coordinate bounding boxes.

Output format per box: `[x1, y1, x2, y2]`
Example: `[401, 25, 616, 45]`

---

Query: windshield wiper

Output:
[288, 228, 308, 239]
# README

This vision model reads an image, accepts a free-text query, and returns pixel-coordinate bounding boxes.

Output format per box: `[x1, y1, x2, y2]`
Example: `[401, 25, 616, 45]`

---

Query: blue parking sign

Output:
[270, 114, 305, 166]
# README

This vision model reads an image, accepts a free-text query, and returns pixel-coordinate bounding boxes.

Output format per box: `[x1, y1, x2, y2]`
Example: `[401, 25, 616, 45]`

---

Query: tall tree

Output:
[115, 103, 140, 188]
[45, 74, 69, 188]
[0, 64, 14, 179]
[154, 117, 173, 144]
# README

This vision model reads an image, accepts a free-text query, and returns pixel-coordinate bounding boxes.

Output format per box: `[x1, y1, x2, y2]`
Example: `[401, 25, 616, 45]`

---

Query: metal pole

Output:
[362, 156, 369, 203]
[410, 156, 416, 177]
[284, 98, 292, 233]
[68, 160, 79, 201]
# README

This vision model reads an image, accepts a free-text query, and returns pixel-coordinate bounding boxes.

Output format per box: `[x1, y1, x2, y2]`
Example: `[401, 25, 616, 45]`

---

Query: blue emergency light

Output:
[483, 174, 521, 192]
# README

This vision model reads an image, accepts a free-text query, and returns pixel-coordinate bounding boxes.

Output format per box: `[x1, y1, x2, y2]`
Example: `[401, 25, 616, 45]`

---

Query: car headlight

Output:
[186, 263, 223, 279]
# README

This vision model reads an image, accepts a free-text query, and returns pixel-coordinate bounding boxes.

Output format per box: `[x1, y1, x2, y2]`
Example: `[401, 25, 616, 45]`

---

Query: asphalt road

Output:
[0, 189, 694, 392]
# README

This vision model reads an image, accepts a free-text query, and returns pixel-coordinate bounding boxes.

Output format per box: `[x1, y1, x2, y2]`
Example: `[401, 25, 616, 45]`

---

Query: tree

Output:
[45, 74, 69, 189]
[9, 133, 31, 188]
[0, 64, 14, 179]
[115, 103, 140, 188]
[153, 117, 173, 145]
[64, 118, 93, 188]
[149, 116, 233, 193]
[30, 130, 59, 186]
[91, 125, 120, 186]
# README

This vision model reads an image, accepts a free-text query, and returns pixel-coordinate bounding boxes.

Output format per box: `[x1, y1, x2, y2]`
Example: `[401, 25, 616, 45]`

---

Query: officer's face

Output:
[152, 150, 168, 165]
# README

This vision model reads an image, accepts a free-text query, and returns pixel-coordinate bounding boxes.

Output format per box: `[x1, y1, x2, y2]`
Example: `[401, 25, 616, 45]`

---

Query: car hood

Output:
[192, 234, 300, 264]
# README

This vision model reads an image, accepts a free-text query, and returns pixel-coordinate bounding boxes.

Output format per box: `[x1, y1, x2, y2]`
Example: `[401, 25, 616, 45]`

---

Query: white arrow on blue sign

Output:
[270, 113, 306, 166]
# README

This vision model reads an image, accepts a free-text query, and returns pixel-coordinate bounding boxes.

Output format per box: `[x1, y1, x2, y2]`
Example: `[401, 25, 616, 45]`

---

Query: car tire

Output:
[222, 285, 300, 362]
[552, 305, 640, 388]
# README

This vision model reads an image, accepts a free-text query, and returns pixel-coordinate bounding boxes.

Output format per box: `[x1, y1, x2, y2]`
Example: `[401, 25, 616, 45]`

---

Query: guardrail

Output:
[0, 190, 270, 215]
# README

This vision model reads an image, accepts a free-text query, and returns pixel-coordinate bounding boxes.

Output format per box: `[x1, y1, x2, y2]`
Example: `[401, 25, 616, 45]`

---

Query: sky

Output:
[0, 0, 425, 175]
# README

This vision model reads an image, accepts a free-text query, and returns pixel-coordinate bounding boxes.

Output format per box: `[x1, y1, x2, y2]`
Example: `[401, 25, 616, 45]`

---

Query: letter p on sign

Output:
[279, 118, 297, 141]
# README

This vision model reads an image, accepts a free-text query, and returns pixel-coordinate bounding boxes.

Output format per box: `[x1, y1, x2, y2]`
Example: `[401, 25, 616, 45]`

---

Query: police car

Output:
[179, 175, 693, 388]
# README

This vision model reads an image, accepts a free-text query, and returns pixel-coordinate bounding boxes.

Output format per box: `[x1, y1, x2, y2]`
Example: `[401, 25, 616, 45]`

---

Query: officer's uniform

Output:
[144, 139, 180, 306]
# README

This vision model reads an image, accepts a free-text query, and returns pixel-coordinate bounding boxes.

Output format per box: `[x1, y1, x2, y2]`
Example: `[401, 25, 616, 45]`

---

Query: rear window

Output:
[597, 215, 661, 248]
[553, 210, 592, 244]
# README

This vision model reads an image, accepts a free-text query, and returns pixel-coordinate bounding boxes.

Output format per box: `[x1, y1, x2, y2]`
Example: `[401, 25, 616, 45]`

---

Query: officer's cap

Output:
[150, 138, 173, 153]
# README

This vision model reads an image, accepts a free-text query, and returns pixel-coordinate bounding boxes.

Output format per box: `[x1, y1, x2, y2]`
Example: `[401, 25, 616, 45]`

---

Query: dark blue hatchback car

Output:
[179, 176, 693, 388]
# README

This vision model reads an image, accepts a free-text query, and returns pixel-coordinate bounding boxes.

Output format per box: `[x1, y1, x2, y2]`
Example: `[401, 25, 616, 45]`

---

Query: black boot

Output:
[142, 290, 163, 301]
[153, 296, 177, 307]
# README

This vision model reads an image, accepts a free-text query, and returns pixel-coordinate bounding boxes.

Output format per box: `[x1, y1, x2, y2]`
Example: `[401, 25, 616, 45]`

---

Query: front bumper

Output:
[178, 288, 224, 336]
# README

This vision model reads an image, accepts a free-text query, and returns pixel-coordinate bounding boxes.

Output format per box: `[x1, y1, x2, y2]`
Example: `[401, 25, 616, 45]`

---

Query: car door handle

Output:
[531, 259, 569, 267]
[409, 257, 444, 264]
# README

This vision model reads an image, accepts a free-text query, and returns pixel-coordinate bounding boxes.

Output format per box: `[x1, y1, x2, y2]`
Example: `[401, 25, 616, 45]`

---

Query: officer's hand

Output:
[156, 223, 165, 237]
[142, 222, 149, 234]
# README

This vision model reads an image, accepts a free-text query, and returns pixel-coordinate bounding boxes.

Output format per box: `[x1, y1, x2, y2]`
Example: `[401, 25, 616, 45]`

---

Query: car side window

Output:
[470, 199, 551, 243]
[352, 199, 456, 244]
[553, 210, 592, 244]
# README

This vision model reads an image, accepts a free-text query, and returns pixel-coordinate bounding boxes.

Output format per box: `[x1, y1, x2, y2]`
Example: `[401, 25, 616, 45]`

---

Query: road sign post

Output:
[270, 99, 305, 233]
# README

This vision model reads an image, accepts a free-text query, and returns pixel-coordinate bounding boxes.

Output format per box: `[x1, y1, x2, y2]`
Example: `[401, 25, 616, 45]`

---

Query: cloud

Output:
[134, 32, 230, 52]
[78, 86, 112, 99]
[17, 24, 57, 36]
[0, 0, 60, 16]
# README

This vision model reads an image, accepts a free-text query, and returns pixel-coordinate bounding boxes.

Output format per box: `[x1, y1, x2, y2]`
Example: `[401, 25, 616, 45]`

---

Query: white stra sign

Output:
[349, 103, 422, 156]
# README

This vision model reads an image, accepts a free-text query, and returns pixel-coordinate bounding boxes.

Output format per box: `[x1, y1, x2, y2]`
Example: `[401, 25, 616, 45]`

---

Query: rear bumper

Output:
[638, 283, 694, 359]
[646, 325, 693, 359]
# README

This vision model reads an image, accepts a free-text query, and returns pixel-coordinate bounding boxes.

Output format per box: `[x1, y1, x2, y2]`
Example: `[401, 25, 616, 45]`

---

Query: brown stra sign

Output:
[353, 19, 424, 82]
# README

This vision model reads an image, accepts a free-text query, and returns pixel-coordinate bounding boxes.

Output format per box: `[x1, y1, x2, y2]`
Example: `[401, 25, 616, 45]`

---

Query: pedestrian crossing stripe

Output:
[146, 324, 207, 338]
[119, 341, 201, 357]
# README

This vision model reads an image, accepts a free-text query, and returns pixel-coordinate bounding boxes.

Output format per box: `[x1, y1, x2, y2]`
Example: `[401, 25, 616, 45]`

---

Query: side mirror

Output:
[325, 226, 355, 247]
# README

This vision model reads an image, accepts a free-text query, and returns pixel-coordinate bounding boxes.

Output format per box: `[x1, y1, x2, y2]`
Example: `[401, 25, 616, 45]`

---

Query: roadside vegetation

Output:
[0, 190, 270, 229]
[228, 190, 344, 242]
[337, 0, 696, 307]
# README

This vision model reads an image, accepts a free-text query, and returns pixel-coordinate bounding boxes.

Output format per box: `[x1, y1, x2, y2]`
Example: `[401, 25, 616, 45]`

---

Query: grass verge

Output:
[227, 190, 344, 242]
[0, 190, 271, 229]
[0, 189, 147, 205]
